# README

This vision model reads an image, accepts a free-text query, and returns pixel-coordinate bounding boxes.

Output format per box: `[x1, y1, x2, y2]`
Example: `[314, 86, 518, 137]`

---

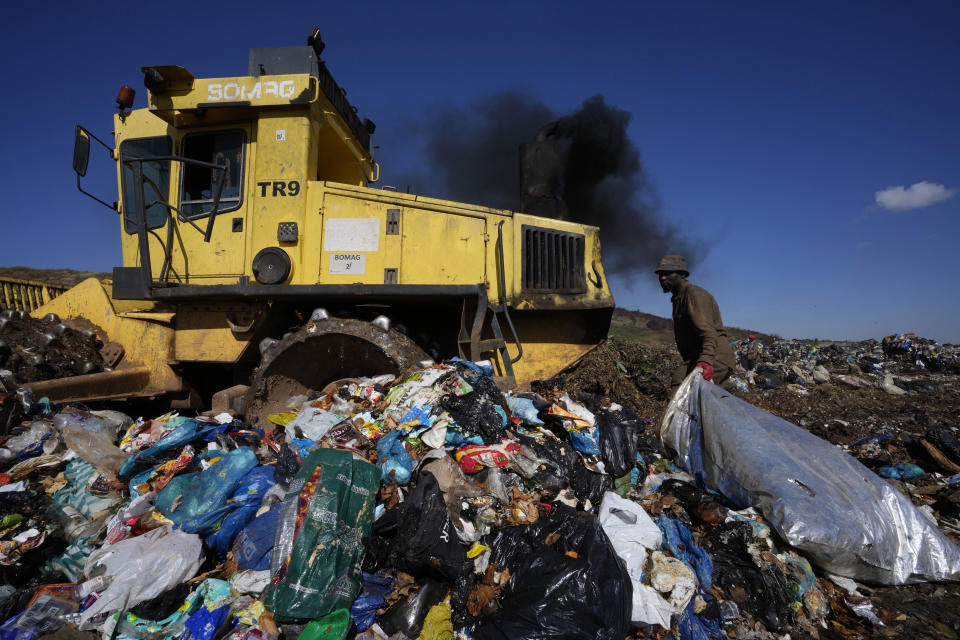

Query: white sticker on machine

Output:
[323, 218, 380, 252]
[329, 253, 366, 275]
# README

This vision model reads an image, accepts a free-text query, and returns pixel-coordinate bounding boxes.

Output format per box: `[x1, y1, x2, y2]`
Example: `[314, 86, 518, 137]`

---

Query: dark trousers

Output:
[670, 360, 731, 397]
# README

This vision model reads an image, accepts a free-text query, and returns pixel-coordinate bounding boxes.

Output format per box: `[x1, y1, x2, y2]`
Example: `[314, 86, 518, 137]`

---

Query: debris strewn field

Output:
[2, 278, 960, 639]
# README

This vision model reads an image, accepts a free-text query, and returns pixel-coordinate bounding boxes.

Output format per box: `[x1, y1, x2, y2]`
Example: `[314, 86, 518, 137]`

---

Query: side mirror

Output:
[73, 126, 90, 177]
[73, 124, 116, 211]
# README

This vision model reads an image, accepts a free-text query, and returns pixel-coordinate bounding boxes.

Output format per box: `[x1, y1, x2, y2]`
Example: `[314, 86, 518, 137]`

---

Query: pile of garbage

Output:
[730, 333, 959, 396]
[2, 356, 960, 640]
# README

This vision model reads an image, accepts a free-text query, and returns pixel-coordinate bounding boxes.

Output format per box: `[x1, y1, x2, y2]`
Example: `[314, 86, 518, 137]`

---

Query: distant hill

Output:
[611, 308, 780, 345]
[0, 266, 109, 288]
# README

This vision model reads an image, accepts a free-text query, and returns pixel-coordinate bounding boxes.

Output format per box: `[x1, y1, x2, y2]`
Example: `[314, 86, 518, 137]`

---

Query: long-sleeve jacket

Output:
[671, 280, 737, 369]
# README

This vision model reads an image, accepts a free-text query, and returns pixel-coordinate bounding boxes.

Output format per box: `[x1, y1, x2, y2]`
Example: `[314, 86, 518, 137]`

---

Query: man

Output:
[744, 335, 763, 371]
[655, 255, 737, 394]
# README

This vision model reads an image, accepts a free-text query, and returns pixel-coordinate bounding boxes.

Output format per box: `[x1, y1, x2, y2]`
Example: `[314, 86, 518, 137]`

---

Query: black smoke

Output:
[380, 92, 703, 277]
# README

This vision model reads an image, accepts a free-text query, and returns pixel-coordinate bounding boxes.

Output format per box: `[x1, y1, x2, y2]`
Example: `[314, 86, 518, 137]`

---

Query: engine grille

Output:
[521, 225, 586, 293]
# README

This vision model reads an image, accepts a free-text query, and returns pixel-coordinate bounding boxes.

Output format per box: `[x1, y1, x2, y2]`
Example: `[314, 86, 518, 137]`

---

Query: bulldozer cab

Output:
[74, 43, 377, 297]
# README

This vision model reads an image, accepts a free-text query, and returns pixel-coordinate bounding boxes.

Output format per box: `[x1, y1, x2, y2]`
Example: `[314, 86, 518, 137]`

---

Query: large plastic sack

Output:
[263, 448, 380, 622]
[41, 458, 122, 581]
[660, 370, 960, 584]
[156, 447, 258, 527]
[80, 526, 203, 625]
[470, 504, 631, 640]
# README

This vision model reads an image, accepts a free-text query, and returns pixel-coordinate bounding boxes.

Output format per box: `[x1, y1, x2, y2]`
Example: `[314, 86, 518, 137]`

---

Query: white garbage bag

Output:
[598, 492, 672, 628]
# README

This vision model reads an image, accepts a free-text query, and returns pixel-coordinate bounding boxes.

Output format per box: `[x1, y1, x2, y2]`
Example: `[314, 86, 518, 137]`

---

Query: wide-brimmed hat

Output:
[655, 255, 689, 276]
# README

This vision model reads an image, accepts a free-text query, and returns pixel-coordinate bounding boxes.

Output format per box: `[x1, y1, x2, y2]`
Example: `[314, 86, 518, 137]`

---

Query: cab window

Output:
[180, 130, 245, 218]
[120, 137, 172, 234]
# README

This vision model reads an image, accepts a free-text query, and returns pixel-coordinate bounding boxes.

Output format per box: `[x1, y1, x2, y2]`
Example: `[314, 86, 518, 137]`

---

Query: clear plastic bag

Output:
[61, 425, 128, 481]
[80, 526, 204, 626]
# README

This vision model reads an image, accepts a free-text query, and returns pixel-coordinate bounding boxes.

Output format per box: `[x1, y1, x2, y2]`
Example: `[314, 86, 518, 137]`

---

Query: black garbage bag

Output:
[521, 435, 611, 505]
[636, 433, 665, 457]
[927, 429, 960, 466]
[273, 443, 302, 486]
[34, 626, 101, 640]
[754, 364, 784, 390]
[705, 521, 792, 631]
[365, 472, 469, 582]
[441, 364, 507, 444]
[0, 571, 70, 622]
[130, 582, 192, 620]
[0, 393, 25, 437]
[574, 391, 606, 413]
[470, 504, 631, 640]
[935, 487, 960, 520]
[597, 406, 641, 478]
[378, 578, 448, 639]
[450, 571, 477, 630]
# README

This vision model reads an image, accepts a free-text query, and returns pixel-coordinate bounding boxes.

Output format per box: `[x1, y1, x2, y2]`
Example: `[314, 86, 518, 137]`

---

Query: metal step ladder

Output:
[458, 288, 521, 389]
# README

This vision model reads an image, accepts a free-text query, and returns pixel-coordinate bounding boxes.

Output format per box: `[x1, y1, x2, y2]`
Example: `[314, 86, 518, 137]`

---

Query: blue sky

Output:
[2, 1, 958, 342]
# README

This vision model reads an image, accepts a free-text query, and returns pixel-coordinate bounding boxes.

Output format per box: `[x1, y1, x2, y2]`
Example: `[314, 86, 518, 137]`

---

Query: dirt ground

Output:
[562, 340, 960, 640]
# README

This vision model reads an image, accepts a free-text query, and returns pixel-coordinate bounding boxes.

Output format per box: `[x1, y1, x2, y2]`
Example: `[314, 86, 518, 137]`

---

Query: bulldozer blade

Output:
[22, 365, 153, 403]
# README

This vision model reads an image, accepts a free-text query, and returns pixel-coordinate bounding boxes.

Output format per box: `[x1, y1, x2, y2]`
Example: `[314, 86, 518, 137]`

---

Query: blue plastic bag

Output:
[204, 466, 276, 558]
[445, 430, 483, 447]
[568, 428, 601, 455]
[449, 357, 494, 377]
[877, 462, 924, 480]
[156, 447, 258, 526]
[506, 397, 544, 426]
[233, 502, 283, 571]
[182, 604, 231, 640]
[350, 573, 393, 632]
[376, 430, 412, 485]
[658, 516, 713, 589]
[119, 418, 219, 477]
[675, 595, 724, 640]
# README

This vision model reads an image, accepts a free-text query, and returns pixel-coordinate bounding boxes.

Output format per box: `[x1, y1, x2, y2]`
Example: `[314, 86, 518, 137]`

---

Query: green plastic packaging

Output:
[264, 448, 380, 622]
[296, 609, 350, 640]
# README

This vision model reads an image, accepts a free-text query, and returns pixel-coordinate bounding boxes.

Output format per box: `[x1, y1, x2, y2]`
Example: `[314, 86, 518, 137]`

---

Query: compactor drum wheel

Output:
[245, 317, 429, 428]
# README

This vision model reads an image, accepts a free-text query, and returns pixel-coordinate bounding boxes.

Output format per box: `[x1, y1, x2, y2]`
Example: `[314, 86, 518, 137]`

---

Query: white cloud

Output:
[875, 181, 956, 212]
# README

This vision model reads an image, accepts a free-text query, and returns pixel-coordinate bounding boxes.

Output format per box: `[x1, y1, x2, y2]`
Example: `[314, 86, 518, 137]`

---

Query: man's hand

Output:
[696, 362, 714, 381]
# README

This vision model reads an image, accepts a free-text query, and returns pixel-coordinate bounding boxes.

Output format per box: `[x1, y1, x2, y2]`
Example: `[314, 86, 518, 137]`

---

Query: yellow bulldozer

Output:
[6, 29, 614, 425]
